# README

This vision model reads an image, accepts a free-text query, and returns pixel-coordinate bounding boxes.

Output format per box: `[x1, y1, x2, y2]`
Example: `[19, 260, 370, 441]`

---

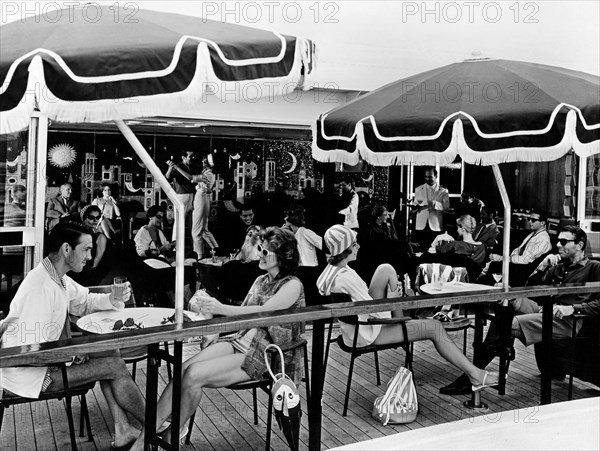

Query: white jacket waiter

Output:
[412, 167, 450, 247]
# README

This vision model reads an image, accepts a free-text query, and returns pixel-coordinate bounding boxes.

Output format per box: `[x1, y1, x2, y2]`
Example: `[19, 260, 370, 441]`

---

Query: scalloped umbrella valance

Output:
[312, 57, 599, 167]
[0, 5, 316, 134]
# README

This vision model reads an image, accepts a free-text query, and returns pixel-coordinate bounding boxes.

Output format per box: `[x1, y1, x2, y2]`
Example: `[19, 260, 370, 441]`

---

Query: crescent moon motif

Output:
[125, 181, 142, 193]
[6, 156, 19, 167]
[229, 153, 241, 160]
[362, 173, 374, 182]
[283, 152, 297, 174]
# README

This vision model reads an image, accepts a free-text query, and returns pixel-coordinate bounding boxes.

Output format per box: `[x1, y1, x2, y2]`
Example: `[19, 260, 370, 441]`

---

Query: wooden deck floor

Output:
[2, 325, 599, 450]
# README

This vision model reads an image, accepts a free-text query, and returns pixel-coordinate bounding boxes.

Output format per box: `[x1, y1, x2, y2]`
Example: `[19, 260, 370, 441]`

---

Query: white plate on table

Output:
[76, 307, 206, 334]
[197, 257, 230, 267]
[419, 281, 500, 295]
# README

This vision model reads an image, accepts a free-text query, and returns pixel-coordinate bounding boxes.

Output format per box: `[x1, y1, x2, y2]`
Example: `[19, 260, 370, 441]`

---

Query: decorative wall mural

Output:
[49, 143, 77, 168]
[283, 152, 297, 174]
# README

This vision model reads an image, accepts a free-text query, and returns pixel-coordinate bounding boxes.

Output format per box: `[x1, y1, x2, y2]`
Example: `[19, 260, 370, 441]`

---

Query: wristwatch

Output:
[573, 305, 585, 315]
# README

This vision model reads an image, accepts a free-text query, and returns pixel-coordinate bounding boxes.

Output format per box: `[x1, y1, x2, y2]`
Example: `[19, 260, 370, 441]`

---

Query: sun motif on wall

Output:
[49, 143, 77, 168]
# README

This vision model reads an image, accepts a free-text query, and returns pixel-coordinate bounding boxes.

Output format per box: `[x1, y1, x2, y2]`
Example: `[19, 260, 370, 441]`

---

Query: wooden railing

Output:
[1, 282, 598, 450]
[1, 283, 598, 366]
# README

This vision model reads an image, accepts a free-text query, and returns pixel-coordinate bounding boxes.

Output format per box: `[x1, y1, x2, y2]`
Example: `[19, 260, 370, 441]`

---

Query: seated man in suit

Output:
[472, 206, 500, 251]
[478, 208, 552, 287]
[46, 183, 81, 231]
[441, 225, 600, 395]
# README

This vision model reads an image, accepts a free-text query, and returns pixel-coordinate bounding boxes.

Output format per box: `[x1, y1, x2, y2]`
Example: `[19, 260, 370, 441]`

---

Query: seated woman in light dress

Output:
[317, 224, 500, 394]
[130, 227, 305, 448]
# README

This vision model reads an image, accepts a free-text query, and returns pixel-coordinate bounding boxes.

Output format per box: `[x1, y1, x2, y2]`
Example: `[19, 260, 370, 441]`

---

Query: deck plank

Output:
[0, 400, 16, 450]
[2, 328, 599, 450]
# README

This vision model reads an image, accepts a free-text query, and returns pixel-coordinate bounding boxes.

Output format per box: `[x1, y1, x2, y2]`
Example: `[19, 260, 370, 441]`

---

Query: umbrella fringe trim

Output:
[314, 109, 599, 166]
[0, 39, 316, 134]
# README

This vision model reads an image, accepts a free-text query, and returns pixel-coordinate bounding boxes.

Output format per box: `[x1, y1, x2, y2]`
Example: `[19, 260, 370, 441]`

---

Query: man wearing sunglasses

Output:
[441, 225, 600, 395]
[481, 208, 552, 286]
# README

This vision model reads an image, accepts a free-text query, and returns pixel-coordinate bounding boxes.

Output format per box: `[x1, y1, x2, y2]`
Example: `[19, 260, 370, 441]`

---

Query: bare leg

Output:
[100, 381, 141, 446]
[130, 342, 249, 450]
[374, 319, 498, 386]
[99, 219, 113, 241]
[48, 356, 145, 446]
[368, 263, 405, 316]
[368, 263, 399, 299]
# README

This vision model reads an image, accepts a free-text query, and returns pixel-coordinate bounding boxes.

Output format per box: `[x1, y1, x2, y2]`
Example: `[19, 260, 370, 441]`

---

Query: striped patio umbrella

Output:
[0, 5, 316, 327]
[313, 57, 599, 167]
[0, 5, 316, 134]
[313, 56, 599, 292]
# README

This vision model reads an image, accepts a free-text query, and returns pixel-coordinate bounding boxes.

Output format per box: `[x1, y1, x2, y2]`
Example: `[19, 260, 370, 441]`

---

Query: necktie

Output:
[473, 225, 483, 241]
[518, 232, 535, 256]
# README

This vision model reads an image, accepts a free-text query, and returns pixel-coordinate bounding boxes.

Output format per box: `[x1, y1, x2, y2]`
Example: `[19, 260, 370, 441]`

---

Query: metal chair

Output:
[0, 325, 94, 451]
[324, 293, 414, 416]
[534, 314, 600, 400]
[184, 338, 310, 450]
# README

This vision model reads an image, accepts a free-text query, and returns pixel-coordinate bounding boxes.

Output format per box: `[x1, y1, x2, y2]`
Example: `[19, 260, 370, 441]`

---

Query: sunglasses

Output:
[155, 215, 164, 220]
[557, 238, 575, 246]
[86, 215, 100, 220]
[257, 243, 275, 258]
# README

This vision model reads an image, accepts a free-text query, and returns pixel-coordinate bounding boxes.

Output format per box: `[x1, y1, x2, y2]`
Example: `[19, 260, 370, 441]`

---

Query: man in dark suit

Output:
[46, 183, 81, 230]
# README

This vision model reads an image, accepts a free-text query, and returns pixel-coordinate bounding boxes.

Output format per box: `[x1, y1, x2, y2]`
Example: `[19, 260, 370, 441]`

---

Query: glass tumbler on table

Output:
[111, 276, 127, 309]
[432, 272, 443, 291]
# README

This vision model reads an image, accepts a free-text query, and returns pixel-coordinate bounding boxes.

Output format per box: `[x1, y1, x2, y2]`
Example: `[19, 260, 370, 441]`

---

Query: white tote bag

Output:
[372, 366, 418, 425]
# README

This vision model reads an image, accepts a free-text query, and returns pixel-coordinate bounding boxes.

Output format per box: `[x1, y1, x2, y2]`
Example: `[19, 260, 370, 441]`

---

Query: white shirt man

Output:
[338, 179, 359, 229]
[0, 222, 145, 448]
[413, 168, 450, 232]
[489, 211, 552, 265]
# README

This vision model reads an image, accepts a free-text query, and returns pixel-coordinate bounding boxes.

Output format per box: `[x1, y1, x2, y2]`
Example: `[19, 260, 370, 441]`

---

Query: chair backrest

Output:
[330, 292, 358, 324]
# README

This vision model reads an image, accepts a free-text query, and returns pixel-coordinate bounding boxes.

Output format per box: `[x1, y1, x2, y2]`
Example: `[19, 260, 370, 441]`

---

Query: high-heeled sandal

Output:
[472, 370, 504, 392]
[157, 422, 189, 443]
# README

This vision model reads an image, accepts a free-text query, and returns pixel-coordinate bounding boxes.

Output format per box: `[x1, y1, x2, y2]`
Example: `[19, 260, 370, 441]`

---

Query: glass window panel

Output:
[585, 154, 600, 220]
[1, 130, 29, 227]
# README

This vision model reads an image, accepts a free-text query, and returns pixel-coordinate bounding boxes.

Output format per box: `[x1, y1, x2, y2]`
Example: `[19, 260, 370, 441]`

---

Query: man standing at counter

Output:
[0, 221, 145, 449]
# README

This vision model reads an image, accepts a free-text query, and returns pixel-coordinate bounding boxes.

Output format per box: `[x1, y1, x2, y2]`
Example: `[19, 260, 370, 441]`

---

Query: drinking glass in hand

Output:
[492, 273, 502, 287]
[112, 276, 127, 309]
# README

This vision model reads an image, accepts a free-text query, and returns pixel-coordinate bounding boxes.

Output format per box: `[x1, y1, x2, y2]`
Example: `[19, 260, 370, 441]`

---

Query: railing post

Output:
[540, 298, 553, 405]
[145, 343, 160, 450]
[309, 319, 326, 450]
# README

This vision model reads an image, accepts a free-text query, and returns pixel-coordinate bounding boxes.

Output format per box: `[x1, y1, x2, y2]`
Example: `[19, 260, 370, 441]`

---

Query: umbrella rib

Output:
[0, 33, 289, 92]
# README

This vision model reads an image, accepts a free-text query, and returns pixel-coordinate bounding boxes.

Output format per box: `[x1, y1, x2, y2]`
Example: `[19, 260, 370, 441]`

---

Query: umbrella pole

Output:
[492, 164, 511, 291]
[115, 120, 186, 322]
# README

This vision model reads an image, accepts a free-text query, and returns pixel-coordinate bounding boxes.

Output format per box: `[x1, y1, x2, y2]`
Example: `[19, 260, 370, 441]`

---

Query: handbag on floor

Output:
[372, 366, 418, 425]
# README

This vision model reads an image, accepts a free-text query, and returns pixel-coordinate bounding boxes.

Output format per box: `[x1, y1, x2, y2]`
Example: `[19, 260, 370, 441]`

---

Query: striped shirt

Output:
[510, 229, 552, 264]
[317, 264, 391, 347]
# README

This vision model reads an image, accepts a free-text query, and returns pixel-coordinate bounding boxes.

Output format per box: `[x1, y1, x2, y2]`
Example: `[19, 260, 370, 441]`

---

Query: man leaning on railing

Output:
[0, 221, 145, 449]
[441, 225, 600, 396]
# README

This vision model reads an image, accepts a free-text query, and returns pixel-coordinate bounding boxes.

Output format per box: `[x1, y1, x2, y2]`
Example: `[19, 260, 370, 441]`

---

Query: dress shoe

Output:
[439, 374, 471, 395]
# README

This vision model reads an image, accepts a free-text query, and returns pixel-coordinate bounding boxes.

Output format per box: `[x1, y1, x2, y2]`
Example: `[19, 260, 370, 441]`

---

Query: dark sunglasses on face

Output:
[155, 215, 164, 220]
[87, 215, 100, 220]
[558, 238, 575, 246]
[257, 243, 274, 257]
